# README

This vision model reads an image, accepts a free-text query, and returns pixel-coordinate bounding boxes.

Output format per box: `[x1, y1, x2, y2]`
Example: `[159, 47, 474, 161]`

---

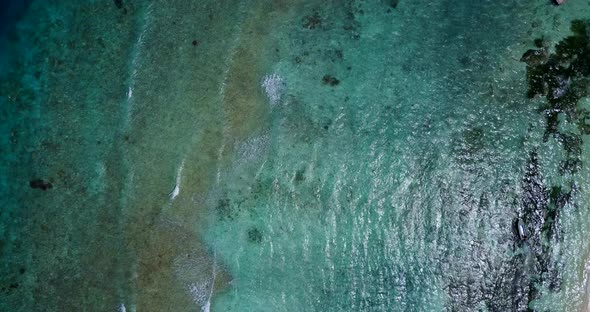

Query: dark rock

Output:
[295, 169, 305, 182]
[322, 75, 340, 86]
[559, 158, 581, 174]
[303, 12, 322, 29]
[534, 38, 545, 48]
[522, 151, 547, 216]
[29, 179, 52, 191]
[114, 0, 123, 9]
[520, 49, 548, 66]
[216, 198, 232, 219]
[522, 20, 590, 140]
[247, 228, 263, 243]
[556, 133, 582, 156]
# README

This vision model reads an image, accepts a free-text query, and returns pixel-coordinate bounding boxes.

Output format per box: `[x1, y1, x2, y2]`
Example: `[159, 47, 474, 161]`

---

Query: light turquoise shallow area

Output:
[1, 0, 590, 311]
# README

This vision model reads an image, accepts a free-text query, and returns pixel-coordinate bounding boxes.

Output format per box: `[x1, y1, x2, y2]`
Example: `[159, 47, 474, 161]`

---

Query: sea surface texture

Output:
[1, 0, 590, 311]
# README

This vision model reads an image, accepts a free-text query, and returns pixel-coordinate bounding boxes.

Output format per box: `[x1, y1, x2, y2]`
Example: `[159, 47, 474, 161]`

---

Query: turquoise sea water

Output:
[1, 0, 590, 311]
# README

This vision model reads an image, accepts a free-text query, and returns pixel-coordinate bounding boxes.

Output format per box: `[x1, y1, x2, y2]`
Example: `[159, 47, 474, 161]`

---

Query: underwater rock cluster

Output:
[522, 19, 590, 147]
[518, 19, 590, 308]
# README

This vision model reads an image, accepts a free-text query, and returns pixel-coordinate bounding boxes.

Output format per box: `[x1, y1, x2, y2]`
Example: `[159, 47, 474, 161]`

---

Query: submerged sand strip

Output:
[119, 0, 305, 310]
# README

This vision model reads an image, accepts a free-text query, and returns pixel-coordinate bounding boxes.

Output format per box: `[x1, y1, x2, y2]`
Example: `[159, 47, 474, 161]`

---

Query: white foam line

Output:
[254, 159, 267, 181]
[124, 1, 154, 126]
[186, 250, 218, 312]
[169, 158, 185, 200]
[117, 2, 154, 310]
[204, 250, 218, 312]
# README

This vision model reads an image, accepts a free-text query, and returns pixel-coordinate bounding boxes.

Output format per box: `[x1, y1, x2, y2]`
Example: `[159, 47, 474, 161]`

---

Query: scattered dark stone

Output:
[303, 12, 322, 29]
[216, 198, 232, 220]
[247, 227, 263, 243]
[294, 56, 302, 64]
[520, 49, 548, 66]
[522, 151, 547, 215]
[549, 186, 568, 206]
[9, 283, 18, 289]
[390, 0, 400, 8]
[34, 71, 41, 79]
[326, 49, 344, 63]
[556, 132, 582, 156]
[522, 19, 590, 139]
[456, 127, 484, 165]
[458, 56, 470, 67]
[542, 111, 559, 141]
[295, 169, 305, 182]
[547, 267, 562, 291]
[514, 141, 576, 304]
[29, 179, 52, 191]
[322, 75, 340, 86]
[343, 24, 354, 31]
[570, 19, 586, 35]
[323, 125, 329, 130]
[113, 0, 123, 9]
[19, 268, 25, 275]
[577, 110, 590, 134]
[559, 158, 581, 174]
[534, 38, 545, 48]
[192, 40, 198, 46]
[346, 66, 352, 70]
[97, 38, 106, 49]
[478, 192, 490, 211]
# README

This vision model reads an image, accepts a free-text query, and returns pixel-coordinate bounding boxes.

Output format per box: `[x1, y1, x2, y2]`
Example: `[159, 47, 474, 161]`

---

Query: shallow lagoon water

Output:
[1, 0, 590, 311]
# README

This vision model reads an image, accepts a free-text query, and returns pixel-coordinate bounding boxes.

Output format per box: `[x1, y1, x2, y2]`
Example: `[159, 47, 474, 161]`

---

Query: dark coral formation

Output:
[516, 151, 573, 305]
[322, 75, 340, 86]
[517, 19, 590, 308]
[29, 179, 52, 191]
[522, 19, 590, 146]
[247, 228, 263, 243]
[302, 12, 322, 30]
